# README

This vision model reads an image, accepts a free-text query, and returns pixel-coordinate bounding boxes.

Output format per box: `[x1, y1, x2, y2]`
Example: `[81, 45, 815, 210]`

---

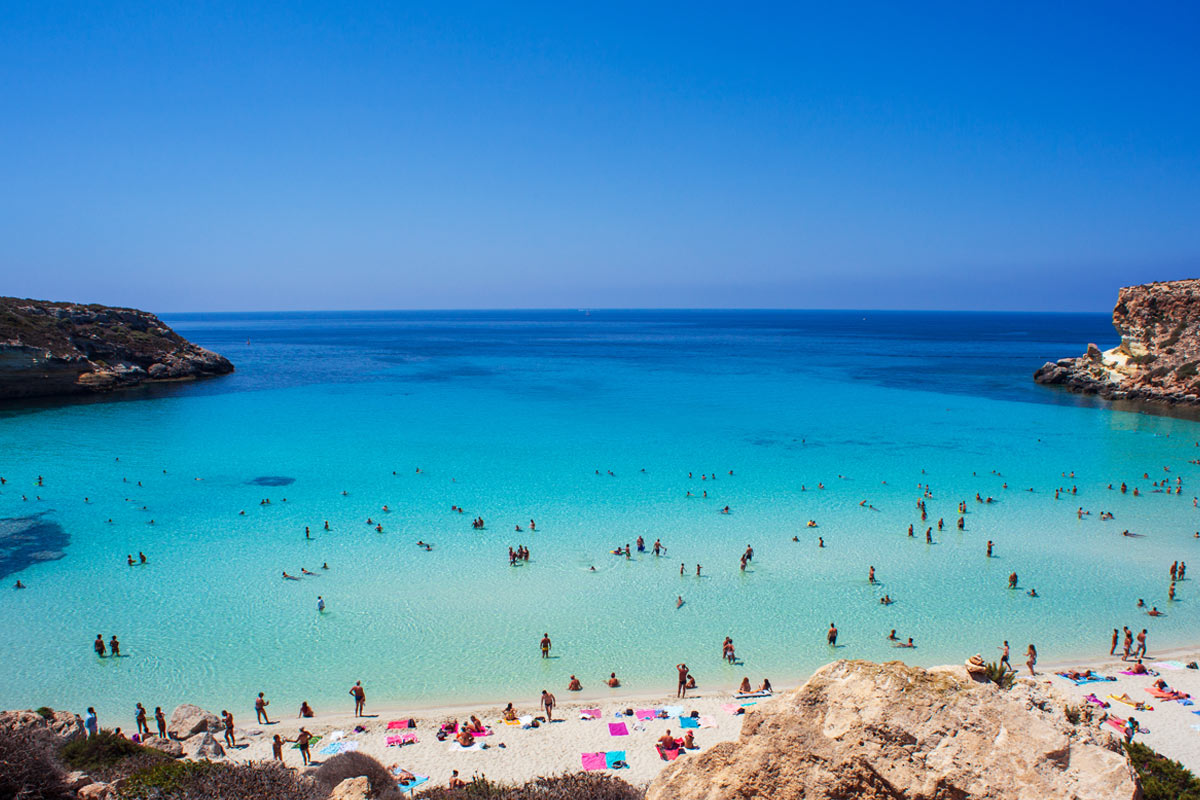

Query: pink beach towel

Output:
[635, 709, 657, 720]
[386, 733, 417, 746]
[581, 752, 607, 771]
[580, 709, 602, 719]
[609, 722, 629, 736]
[698, 715, 717, 728]
[387, 719, 413, 730]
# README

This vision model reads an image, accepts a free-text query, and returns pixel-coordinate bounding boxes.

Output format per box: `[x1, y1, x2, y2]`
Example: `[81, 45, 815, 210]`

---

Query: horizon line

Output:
[158, 306, 1113, 316]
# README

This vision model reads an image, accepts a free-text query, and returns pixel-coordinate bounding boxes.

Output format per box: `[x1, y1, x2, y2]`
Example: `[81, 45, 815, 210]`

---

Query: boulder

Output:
[141, 736, 184, 757]
[64, 770, 94, 790]
[167, 704, 222, 740]
[0, 708, 85, 743]
[77, 783, 109, 800]
[329, 776, 371, 800]
[181, 731, 226, 760]
[647, 660, 1139, 800]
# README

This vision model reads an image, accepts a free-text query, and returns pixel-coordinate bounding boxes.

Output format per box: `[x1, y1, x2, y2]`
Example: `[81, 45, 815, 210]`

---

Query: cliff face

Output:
[647, 660, 1138, 800]
[1035, 279, 1200, 406]
[0, 297, 233, 400]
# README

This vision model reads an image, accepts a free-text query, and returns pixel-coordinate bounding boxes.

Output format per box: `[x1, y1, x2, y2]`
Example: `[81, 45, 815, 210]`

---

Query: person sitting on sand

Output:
[456, 727, 475, 747]
[502, 703, 518, 722]
[1128, 660, 1150, 675]
[299, 702, 313, 718]
[658, 730, 680, 754]
[567, 675, 582, 691]
[467, 715, 486, 733]
[607, 672, 620, 687]
[685, 674, 696, 690]
[683, 731, 697, 749]
[759, 678, 772, 693]
[739, 677, 752, 693]
[449, 770, 466, 788]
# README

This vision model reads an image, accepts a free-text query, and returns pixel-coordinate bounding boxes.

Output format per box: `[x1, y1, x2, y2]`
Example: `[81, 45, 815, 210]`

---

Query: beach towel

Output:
[1108, 694, 1153, 710]
[1104, 716, 1127, 732]
[580, 709, 602, 719]
[1146, 688, 1188, 700]
[735, 691, 772, 699]
[291, 735, 321, 750]
[519, 715, 535, 727]
[329, 730, 345, 741]
[469, 727, 493, 736]
[387, 719, 414, 730]
[635, 709, 658, 720]
[397, 776, 429, 795]
[448, 742, 483, 751]
[659, 745, 681, 761]
[679, 716, 699, 729]
[1159, 661, 1186, 670]
[581, 752, 607, 771]
[721, 703, 744, 715]
[1056, 673, 1115, 685]
[609, 722, 629, 736]
[1119, 669, 1158, 676]
[1084, 694, 1110, 708]
[319, 741, 359, 756]
[606, 750, 627, 768]
[698, 715, 717, 729]
[658, 705, 685, 718]
[386, 733, 418, 746]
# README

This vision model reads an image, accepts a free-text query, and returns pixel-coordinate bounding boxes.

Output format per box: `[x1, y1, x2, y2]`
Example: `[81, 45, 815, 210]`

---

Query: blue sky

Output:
[2, 2, 1198, 312]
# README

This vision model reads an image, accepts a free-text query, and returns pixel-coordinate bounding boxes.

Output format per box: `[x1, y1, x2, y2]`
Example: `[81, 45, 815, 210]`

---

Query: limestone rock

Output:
[0, 296, 233, 401]
[64, 770, 94, 790]
[1034, 279, 1200, 408]
[329, 776, 372, 800]
[646, 660, 1139, 800]
[141, 735, 184, 757]
[77, 783, 109, 800]
[181, 731, 226, 760]
[0, 708, 85, 742]
[167, 704, 222, 740]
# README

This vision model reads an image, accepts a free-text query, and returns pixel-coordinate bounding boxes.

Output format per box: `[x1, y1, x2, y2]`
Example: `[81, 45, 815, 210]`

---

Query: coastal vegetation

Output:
[1125, 742, 1200, 800]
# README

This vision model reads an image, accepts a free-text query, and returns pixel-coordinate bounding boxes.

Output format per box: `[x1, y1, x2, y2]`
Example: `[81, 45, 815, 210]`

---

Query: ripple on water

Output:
[0, 513, 69, 580]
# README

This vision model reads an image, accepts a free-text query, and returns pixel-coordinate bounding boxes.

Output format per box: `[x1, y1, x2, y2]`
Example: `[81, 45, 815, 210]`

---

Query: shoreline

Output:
[186, 643, 1200, 791]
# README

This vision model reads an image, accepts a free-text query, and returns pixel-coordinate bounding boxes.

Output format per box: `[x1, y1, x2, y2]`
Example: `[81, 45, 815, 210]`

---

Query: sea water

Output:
[2, 310, 1198, 723]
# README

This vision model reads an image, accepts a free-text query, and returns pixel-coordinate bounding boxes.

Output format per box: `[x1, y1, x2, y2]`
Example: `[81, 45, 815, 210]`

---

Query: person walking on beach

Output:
[155, 706, 166, 738]
[998, 641, 1010, 671]
[677, 663, 690, 698]
[827, 623, 838, 647]
[541, 689, 556, 721]
[1136, 629, 1148, 658]
[135, 703, 148, 736]
[1110, 628, 1119, 656]
[221, 710, 235, 748]
[1025, 644, 1037, 676]
[540, 633, 552, 658]
[350, 681, 366, 716]
[292, 728, 313, 766]
[255, 692, 271, 724]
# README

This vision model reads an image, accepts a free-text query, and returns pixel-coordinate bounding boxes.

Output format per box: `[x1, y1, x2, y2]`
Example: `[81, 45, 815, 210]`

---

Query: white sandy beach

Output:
[210, 646, 1200, 792]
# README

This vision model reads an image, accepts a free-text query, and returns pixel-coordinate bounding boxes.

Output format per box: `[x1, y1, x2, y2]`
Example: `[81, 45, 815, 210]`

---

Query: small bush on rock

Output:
[117, 759, 321, 800]
[315, 751, 403, 800]
[982, 661, 1014, 689]
[414, 773, 644, 800]
[0, 727, 73, 800]
[60, 731, 169, 779]
[1126, 742, 1200, 800]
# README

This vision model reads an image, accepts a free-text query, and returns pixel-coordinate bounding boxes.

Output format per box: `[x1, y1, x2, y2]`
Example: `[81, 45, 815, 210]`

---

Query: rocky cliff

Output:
[1035, 279, 1200, 406]
[647, 660, 1139, 800]
[0, 297, 232, 400]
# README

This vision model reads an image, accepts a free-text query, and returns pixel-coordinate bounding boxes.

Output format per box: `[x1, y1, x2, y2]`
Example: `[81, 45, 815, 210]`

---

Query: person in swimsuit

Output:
[541, 690, 556, 721]
[299, 702, 314, 718]
[827, 623, 838, 647]
[94, 634, 106, 658]
[540, 633, 552, 659]
[135, 703, 148, 736]
[221, 710, 235, 748]
[567, 675, 582, 691]
[607, 672, 620, 687]
[256, 692, 271, 724]
[109, 635, 120, 657]
[271, 735, 284, 761]
[350, 681, 366, 716]
[293, 728, 313, 765]
[155, 707, 166, 738]
[677, 663, 690, 698]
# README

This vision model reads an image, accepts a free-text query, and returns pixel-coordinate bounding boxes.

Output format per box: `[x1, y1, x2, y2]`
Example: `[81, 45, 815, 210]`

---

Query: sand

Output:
[218, 648, 1200, 791]
[222, 685, 758, 789]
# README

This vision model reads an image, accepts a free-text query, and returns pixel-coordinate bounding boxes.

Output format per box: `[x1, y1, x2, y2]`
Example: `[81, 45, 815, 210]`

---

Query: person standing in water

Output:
[827, 623, 838, 647]
[540, 633, 552, 658]
[317, 596, 325, 613]
[94, 634, 106, 658]
[109, 635, 120, 657]
[677, 663, 690, 698]
[350, 681, 366, 716]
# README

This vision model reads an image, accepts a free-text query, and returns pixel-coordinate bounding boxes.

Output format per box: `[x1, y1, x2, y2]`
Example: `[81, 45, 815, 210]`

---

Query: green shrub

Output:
[0, 727, 73, 800]
[60, 731, 168, 778]
[415, 773, 644, 800]
[117, 760, 321, 800]
[1125, 742, 1200, 800]
[35, 706, 55, 719]
[315, 751, 402, 800]
[982, 661, 1014, 689]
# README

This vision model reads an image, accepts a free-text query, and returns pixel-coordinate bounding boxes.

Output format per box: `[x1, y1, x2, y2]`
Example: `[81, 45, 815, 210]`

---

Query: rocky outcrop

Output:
[647, 660, 1139, 800]
[1035, 279, 1200, 406]
[167, 704, 222, 740]
[180, 731, 226, 760]
[0, 708, 86, 743]
[141, 736, 184, 757]
[329, 776, 372, 800]
[0, 297, 232, 400]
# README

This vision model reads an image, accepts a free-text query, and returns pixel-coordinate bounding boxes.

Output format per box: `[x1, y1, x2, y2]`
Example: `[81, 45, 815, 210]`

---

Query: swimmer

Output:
[676, 595, 683, 608]
[1028, 588, 1038, 597]
[301, 567, 315, 575]
[282, 571, 299, 580]
[567, 675, 582, 691]
[895, 637, 915, 648]
[322, 562, 329, 569]
[14, 580, 24, 589]
[606, 672, 620, 687]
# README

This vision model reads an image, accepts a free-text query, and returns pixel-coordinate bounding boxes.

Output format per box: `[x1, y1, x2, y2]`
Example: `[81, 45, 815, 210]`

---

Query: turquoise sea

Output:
[3, 310, 1199, 723]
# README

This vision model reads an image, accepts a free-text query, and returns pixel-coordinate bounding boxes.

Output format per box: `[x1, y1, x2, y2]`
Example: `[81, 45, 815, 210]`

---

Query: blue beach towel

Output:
[397, 775, 429, 794]
[606, 750, 627, 768]
[679, 716, 699, 728]
[657, 705, 685, 718]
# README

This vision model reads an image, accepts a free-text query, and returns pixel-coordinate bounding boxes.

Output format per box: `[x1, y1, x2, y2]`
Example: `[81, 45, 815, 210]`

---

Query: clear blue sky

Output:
[2, 2, 1198, 312]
